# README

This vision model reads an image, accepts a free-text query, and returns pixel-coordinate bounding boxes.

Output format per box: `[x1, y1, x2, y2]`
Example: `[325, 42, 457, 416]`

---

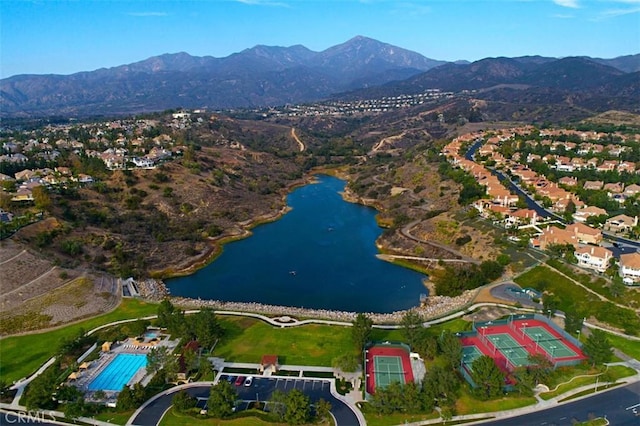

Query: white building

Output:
[619, 252, 640, 285]
[574, 246, 612, 273]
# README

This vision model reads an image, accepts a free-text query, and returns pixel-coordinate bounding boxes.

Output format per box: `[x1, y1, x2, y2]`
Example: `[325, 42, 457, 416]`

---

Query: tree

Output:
[583, 329, 613, 367]
[438, 331, 462, 370]
[284, 389, 311, 425]
[352, 313, 373, 353]
[172, 390, 197, 413]
[401, 310, 424, 347]
[156, 299, 176, 328]
[412, 328, 438, 360]
[23, 363, 59, 410]
[190, 308, 224, 349]
[64, 397, 86, 420]
[422, 365, 459, 409]
[198, 357, 213, 380]
[116, 386, 135, 410]
[471, 356, 505, 400]
[314, 398, 331, 422]
[32, 186, 52, 211]
[269, 390, 288, 421]
[207, 381, 237, 418]
[146, 346, 172, 375]
[564, 311, 584, 337]
[542, 294, 559, 317]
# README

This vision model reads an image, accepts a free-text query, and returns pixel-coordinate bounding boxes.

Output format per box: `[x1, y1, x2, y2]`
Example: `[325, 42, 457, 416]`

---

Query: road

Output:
[482, 381, 640, 425]
[129, 376, 360, 426]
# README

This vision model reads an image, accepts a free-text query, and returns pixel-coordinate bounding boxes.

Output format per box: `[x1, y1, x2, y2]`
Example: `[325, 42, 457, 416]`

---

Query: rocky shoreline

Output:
[137, 278, 475, 324]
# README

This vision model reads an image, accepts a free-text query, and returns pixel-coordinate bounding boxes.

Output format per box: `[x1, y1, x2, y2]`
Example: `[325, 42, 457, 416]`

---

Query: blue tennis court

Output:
[88, 354, 147, 391]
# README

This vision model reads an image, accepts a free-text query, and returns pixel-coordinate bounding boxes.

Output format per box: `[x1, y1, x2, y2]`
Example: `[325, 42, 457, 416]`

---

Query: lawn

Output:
[605, 332, 640, 360]
[360, 406, 439, 426]
[455, 390, 536, 414]
[159, 408, 332, 426]
[539, 365, 636, 400]
[0, 298, 159, 384]
[214, 317, 354, 366]
[513, 265, 640, 335]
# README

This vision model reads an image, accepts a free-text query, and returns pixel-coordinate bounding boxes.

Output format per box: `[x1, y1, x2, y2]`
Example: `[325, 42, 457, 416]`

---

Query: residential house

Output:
[605, 215, 638, 233]
[604, 182, 624, 195]
[558, 176, 578, 187]
[504, 209, 539, 228]
[573, 206, 607, 223]
[575, 246, 613, 273]
[566, 222, 602, 245]
[531, 226, 578, 250]
[0, 173, 15, 182]
[618, 161, 636, 174]
[596, 160, 617, 172]
[555, 197, 584, 213]
[619, 252, 640, 284]
[583, 180, 604, 191]
[624, 184, 640, 197]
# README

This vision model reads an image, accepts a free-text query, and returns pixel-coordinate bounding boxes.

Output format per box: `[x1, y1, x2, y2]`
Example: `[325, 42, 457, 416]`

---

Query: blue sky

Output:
[1, 0, 639, 78]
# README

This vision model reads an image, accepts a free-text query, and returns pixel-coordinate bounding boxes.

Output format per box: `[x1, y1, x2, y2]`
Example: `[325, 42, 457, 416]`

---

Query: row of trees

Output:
[430, 260, 505, 297]
[156, 300, 224, 349]
[172, 382, 332, 425]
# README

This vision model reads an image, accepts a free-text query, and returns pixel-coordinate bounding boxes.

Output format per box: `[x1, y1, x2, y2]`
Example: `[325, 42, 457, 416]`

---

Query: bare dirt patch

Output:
[0, 239, 120, 335]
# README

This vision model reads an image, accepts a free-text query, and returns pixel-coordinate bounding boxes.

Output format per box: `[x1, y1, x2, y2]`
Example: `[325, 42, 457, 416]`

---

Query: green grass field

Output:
[514, 265, 640, 335]
[214, 317, 355, 366]
[159, 407, 333, 426]
[0, 298, 159, 383]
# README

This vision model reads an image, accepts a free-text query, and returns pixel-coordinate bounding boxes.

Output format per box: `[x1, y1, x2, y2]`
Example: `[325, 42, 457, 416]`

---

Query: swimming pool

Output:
[88, 354, 147, 391]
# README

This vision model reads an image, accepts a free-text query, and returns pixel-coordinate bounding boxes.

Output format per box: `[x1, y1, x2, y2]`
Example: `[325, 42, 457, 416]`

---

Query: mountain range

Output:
[1, 36, 639, 118]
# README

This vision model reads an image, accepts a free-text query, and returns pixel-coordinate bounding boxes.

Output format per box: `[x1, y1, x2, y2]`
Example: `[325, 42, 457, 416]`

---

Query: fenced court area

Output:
[365, 342, 414, 397]
[520, 326, 579, 359]
[458, 313, 586, 386]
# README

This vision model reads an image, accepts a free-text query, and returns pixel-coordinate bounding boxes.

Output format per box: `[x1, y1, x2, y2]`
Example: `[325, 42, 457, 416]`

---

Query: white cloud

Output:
[552, 13, 575, 18]
[126, 12, 168, 17]
[597, 6, 640, 18]
[235, 0, 289, 6]
[553, 0, 580, 8]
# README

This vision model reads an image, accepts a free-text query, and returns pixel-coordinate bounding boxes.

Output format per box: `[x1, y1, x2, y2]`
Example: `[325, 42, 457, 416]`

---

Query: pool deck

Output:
[68, 333, 179, 403]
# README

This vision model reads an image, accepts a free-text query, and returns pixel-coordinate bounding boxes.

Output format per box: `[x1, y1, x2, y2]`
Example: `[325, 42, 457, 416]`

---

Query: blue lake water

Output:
[166, 175, 427, 313]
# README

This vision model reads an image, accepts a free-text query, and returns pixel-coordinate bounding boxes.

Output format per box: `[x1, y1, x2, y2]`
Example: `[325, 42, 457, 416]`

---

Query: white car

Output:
[244, 376, 253, 387]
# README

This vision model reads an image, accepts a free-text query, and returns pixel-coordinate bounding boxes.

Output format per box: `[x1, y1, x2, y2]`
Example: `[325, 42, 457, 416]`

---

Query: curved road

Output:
[128, 378, 360, 426]
[481, 381, 640, 425]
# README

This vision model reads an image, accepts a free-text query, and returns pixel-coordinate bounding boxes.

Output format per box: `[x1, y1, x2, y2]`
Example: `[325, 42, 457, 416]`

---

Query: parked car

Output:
[244, 376, 253, 387]
[235, 376, 245, 386]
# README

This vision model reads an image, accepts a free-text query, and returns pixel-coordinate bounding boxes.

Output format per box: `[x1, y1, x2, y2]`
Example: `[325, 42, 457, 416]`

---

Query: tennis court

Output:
[521, 326, 578, 359]
[482, 332, 531, 368]
[365, 342, 414, 396]
[372, 355, 406, 388]
[461, 345, 483, 367]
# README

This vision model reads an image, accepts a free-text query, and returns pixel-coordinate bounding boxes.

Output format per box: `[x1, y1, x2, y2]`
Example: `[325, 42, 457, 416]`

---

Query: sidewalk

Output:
[404, 369, 640, 425]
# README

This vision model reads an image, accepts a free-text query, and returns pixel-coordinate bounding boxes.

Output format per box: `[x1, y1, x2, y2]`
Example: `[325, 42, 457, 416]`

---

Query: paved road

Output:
[129, 377, 359, 426]
[482, 381, 640, 425]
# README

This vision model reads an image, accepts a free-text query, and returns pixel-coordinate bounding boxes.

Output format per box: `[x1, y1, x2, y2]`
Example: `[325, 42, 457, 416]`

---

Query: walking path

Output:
[4, 301, 640, 425]
[290, 128, 305, 152]
[2, 266, 57, 297]
[542, 263, 630, 310]
[0, 249, 26, 265]
[400, 219, 480, 264]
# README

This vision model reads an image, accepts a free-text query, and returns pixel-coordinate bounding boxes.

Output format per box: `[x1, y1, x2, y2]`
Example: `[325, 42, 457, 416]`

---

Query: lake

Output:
[166, 175, 428, 313]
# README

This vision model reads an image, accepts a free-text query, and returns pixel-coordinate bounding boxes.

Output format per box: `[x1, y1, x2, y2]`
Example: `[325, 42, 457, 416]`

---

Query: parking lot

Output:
[132, 375, 361, 425]
[217, 374, 332, 409]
